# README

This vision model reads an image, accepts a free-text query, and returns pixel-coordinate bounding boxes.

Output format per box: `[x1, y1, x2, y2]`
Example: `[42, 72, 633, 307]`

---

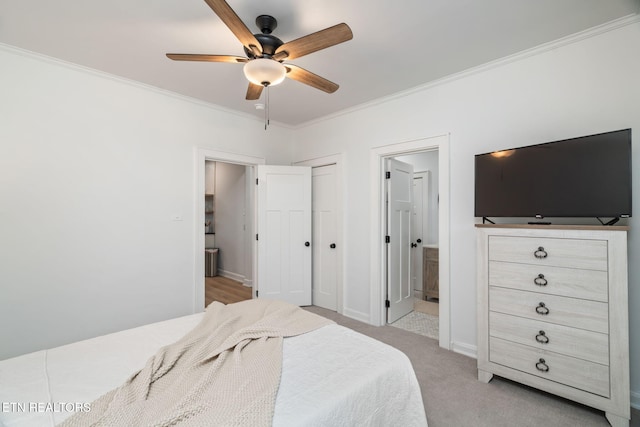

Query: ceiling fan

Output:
[166, 0, 353, 101]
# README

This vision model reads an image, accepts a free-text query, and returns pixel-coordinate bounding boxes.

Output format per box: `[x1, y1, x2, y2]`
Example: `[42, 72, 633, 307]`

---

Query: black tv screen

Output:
[474, 129, 632, 219]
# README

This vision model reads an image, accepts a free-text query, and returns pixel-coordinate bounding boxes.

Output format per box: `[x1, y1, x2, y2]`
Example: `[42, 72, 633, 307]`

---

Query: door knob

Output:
[411, 242, 417, 248]
[305, 241, 310, 247]
[330, 243, 336, 249]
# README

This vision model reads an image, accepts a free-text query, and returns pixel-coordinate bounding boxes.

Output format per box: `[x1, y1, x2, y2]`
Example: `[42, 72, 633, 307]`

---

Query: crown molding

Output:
[0, 42, 293, 130]
[296, 13, 640, 130]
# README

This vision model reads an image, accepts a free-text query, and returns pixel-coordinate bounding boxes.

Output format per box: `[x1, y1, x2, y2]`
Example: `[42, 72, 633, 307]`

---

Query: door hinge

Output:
[256, 234, 259, 241]
[385, 299, 390, 308]
[385, 235, 390, 243]
[256, 178, 259, 185]
[385, 171, 391, 179]
[256, 290, 259, 297]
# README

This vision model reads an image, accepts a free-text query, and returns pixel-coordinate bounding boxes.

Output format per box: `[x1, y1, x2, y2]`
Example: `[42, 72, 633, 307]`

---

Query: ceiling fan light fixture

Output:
[243, 58, 286, 86]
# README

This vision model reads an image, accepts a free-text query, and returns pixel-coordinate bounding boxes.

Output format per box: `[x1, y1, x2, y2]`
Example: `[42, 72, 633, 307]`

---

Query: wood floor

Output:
[205, 275, 252, 306]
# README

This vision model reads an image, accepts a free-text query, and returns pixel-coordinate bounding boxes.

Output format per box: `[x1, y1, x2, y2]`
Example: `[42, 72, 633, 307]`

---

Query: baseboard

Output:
[242, 279, 252, 288]
[451, 341, 477, 359]
[217, 269, 245, 283]
[631, 389, 640, 410]
[342, 307, 370, 324]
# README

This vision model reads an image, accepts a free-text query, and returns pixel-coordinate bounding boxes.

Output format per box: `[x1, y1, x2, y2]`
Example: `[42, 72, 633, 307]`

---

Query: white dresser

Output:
[476, 225, 630, 426]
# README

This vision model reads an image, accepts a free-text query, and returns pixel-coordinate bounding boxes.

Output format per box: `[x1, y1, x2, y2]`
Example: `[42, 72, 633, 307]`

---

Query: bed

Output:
[0, 300, 427, 426]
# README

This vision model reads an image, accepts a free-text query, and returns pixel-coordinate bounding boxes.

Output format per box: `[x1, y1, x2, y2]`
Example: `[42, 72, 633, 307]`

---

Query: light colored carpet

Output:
[304, 305, 639, 427]
[391, 311, 439, 340]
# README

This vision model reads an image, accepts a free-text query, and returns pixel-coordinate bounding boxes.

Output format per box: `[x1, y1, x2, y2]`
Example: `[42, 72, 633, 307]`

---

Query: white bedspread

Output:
[0, 312, 427, 427]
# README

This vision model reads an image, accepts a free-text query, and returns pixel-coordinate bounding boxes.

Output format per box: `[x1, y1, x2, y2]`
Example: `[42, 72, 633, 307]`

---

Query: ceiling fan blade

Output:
[274, 23, 352, 61]
[203, 0, 262, 56]
[246, 83, 264, 100]
[284, 64, 339, 93]
[166, 54, 248, 63]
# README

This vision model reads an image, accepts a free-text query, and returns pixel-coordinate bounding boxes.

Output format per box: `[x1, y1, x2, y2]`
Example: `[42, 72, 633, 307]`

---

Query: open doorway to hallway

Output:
[205, 276, 252, 306]
[203, 160, 253, 307]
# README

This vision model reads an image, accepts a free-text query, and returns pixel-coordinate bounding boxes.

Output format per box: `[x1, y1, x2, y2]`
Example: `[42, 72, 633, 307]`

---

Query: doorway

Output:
[196, 150, 344, 313]
[203, 160, 254, 307]
[194, 149, 265, 312]
[197, 151, 318, 310]
[369, 134, 450, 349]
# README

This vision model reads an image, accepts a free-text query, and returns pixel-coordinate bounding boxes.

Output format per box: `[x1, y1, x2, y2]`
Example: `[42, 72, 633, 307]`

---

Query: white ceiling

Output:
[1, 0, 638, 126]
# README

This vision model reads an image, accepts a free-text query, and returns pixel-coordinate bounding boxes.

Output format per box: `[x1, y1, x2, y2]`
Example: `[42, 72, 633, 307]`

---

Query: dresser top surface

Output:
[475, 224, 629, 231]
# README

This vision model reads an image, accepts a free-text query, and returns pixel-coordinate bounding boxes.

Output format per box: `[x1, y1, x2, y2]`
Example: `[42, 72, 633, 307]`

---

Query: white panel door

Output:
[386, 158, 414, 323]
[257, 165, 312, 306]
[312, 164, 338, 311]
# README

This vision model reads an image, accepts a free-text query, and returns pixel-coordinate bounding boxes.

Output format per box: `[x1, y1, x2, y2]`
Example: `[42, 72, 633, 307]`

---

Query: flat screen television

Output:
[474, 129, 632, 221]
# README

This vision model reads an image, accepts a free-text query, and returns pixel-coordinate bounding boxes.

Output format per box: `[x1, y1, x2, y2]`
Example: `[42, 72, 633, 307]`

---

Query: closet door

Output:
[312, 164, 338, 311]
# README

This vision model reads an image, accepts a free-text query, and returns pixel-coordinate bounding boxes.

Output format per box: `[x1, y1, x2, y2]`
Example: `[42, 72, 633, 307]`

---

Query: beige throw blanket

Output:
[59, 299, 333, 427]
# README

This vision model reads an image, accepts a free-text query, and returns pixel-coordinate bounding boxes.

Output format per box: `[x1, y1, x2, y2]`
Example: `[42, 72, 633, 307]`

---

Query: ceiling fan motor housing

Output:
[244, 15, 284, 58]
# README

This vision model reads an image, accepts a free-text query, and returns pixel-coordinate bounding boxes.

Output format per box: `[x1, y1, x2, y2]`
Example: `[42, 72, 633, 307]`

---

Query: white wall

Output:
[292, 20, 640, 402]
[0, 45, 292, 360]
[214, 162, 247, 281]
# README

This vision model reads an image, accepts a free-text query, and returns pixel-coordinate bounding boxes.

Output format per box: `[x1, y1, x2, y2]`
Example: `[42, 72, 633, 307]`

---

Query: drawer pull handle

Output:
[535, 330, 550, 344]
[534, 274, 548, 287]
[534, 247, 548, 259]
[535, 302, 550, 315]
[535, 358, 550, 372]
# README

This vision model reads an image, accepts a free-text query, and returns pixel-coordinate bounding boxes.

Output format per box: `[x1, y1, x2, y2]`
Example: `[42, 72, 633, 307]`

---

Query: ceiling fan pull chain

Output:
[265, 85, 269, 130]
[262, 84, 272, 130]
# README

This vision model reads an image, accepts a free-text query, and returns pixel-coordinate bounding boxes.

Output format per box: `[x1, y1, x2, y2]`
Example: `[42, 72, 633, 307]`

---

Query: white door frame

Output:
[369, 134, 450, 349]
[194, 148, 265, 312]
[294, 153, 344, 314]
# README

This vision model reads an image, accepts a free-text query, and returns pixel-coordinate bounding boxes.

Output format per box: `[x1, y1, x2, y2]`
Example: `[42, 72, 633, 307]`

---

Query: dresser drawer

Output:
[489, 261, 608, 302]
[490, 337, 610, 397]
[488, 236, 607, 270]
[489, 287, 608, 334]
[489, 312, 609, 365]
